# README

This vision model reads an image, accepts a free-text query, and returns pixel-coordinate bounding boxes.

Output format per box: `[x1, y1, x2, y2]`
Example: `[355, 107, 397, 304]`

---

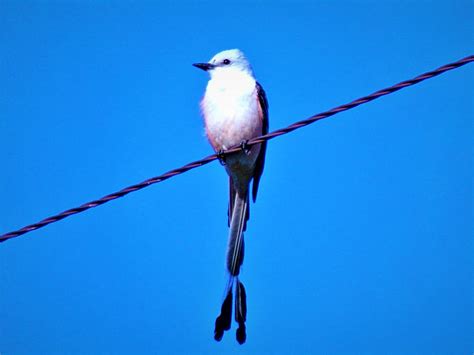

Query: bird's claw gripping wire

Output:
[217, 149, 227, 166]
[240, 140, 251, 155]
[217, 140, 249, 166]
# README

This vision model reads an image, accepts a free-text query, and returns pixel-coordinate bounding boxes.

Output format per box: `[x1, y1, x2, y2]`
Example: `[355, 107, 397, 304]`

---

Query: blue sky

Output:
[1, 1, 472, 353]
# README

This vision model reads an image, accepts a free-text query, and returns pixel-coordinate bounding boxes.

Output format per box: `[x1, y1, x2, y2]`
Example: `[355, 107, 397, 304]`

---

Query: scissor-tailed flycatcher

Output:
[193, 49, 268, 344]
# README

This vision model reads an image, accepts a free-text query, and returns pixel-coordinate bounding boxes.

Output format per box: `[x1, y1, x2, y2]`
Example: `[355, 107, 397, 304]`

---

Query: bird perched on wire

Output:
[193, 49, 268, 344]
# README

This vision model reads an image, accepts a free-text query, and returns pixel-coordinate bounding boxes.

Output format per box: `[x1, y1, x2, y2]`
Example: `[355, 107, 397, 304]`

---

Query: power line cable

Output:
[1, 55, 472, 243]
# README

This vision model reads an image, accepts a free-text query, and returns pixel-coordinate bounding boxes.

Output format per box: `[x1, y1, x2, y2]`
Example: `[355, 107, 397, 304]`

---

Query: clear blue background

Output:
[1, 1, 472, 353]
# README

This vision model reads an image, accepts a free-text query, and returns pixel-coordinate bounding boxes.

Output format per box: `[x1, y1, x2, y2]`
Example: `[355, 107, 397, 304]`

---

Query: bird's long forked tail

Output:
[214, 191, 248, 344]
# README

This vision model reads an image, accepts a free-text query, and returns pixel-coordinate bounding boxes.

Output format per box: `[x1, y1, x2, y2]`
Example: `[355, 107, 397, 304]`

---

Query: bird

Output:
[193, 49, 268, 344]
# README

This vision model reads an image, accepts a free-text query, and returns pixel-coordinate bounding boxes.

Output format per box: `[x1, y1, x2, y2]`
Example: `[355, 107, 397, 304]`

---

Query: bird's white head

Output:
[193, 49, 254, 78]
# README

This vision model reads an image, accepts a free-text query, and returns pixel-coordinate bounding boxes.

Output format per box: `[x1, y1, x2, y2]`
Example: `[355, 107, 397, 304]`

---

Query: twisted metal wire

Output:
[1, 55, 473, 243]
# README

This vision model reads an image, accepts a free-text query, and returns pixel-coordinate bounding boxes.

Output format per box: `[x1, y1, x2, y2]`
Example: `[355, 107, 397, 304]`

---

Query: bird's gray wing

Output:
[252, 81, 269, 202]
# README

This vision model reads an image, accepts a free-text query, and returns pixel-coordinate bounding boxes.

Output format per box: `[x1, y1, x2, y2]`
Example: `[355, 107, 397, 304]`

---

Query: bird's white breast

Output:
[201, 70, 262, 151]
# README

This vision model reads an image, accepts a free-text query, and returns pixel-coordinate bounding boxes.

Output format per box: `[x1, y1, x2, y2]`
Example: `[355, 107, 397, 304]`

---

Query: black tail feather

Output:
[214, 288, 233, 342]
[235, 280, 247, 344]
[214, 278, 248, 344]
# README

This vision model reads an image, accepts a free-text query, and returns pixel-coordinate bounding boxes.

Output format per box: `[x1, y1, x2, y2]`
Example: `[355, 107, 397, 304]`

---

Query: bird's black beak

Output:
[193, 62, 214, 71]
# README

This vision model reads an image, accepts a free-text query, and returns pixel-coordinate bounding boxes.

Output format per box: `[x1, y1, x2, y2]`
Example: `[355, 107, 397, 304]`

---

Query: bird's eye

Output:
[223, 59, 231, 65]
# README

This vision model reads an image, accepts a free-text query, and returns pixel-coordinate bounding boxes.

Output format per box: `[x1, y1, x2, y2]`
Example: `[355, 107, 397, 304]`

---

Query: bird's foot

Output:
[217, 149, 227, 166]
[240, 140, 251, 155]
